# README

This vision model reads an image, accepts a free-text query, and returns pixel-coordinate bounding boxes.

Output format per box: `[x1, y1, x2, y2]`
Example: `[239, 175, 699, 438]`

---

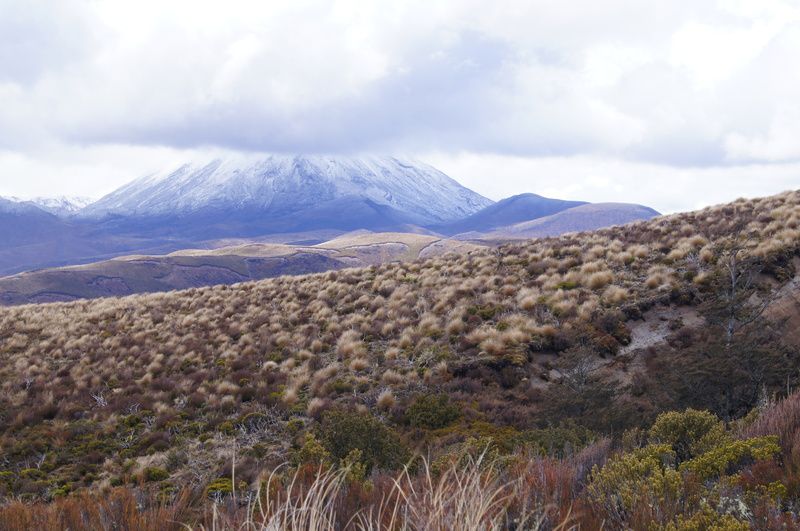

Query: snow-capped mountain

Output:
[0, 196, 45, 215]
[29, 196, 95, 216]
[82, 155, 493, 226]
[0, 195, 94, 217]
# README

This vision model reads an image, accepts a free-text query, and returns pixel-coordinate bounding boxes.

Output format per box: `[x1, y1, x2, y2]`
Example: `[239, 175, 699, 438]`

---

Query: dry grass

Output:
[0, 488, 191, 531]
[0, 455, 570, 531]
[0, 189, 799, 510]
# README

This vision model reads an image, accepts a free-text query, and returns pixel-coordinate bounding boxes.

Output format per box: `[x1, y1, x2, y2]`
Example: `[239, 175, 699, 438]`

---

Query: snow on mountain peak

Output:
[0, 195, 95, 216]
[30, 196, 95, 216]
[82, 155, 493, 224]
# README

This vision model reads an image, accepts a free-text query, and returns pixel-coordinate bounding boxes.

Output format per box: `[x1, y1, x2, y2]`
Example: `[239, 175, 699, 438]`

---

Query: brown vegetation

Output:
[1, 190, 800, 528]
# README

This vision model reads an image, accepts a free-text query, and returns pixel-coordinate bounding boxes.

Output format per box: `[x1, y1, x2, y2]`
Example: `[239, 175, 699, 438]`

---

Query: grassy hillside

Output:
[1, 190, 799, 529]
[0, 233, 482, 305]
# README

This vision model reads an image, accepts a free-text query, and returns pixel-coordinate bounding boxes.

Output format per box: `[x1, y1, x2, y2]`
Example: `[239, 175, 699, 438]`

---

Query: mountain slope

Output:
[0, 197, 71, 250]
[467, 202, 660, 239]
[431, 193, 587, 235]
[81, 155, 493, 231]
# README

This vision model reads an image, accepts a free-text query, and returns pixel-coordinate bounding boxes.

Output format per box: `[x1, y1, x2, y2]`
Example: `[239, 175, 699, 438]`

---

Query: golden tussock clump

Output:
[376, 388, 396, 410]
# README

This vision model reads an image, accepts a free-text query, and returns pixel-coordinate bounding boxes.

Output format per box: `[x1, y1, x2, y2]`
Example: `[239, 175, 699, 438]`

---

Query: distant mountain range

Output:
[431, 193, 588, 235]
[0, 195, 91, 214]
[0, 155, 660, 301]
[458, 203, 662, 240]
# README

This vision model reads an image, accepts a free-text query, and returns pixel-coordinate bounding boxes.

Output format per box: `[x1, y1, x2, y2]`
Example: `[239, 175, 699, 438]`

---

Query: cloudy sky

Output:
[0, 0, 799, 213]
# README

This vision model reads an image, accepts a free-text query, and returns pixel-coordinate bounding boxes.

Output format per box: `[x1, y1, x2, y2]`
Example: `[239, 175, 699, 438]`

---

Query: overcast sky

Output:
[0, 0, 799, 213]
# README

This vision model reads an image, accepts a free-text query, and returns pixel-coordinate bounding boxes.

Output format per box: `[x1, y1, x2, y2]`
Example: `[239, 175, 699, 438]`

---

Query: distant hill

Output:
[0, 232, 484, 305]
[430, 193, 586, 235]
[0, 198, 93, 275]
[0, 197, 64, 246]
[0, 200, 659, 303]
[461, 203, 660, 240]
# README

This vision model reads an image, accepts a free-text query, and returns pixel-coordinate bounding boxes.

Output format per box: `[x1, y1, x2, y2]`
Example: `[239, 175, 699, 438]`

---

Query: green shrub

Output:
[286, 418, 305, 435]
[330, 379, 353, 395]
[51, 485, 71, 498]
[663, 505, 749, 531]
[0, 471, 15, 494]
[587, 444, 681, 526]
[143, 467, 169, 482]
[467, 305, 501, 321]
[431, 435, 505, 475]
[648, 409, 727, 464]
[216, 421, 235, 435]
[292, 432, 331, 466]
[406, 394, 460, 430]
[521, 424, 596, 458]
[165, 450, 188, 471]
[318, 410, 409, 472]
[680, 436, 780, 481]
[340, 448, 368, 483]
[19, 468, 45, 480]
[205, 477, 233, 498]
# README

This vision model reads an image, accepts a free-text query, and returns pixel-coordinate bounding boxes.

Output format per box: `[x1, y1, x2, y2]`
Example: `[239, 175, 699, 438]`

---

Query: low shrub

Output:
[406, 394, 460, 430]
[318, 410, 409, 472]
[143, 467, 169, 482]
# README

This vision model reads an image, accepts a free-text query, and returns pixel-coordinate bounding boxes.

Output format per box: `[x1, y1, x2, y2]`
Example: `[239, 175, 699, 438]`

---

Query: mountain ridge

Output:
[0, 157, 661, 278]
[431, 193, 588, 235]
[80, 155, 494, 226]
[458, 202, 661, 240]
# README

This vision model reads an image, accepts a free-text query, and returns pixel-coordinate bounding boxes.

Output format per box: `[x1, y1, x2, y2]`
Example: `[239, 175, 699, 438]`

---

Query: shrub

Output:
[318, 410, 409, 472]
[521, 424, 597, 458]
[679, 436, 780, 481]
[648, 409, 727, 464]
[587, 444, 681, 527]
[663, 506, 749, 531]
[406, 394, 460, 430]
[292, 432, 331, 466]
[205, 477, 233, 498]
[143, 467, 169, 482]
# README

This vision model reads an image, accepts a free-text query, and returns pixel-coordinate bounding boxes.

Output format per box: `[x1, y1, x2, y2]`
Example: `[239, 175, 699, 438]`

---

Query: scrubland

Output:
[1, 190, 800, 529]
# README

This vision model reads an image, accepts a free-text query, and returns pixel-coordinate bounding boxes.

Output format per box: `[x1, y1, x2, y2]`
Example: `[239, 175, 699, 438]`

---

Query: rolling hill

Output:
[430, 193, 587, 235]
[461, 202, 661, 240]
[0, 232, 483, 305]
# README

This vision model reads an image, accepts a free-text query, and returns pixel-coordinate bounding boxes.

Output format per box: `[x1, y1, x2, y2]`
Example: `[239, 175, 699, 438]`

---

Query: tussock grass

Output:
[1, 189, 799, 516]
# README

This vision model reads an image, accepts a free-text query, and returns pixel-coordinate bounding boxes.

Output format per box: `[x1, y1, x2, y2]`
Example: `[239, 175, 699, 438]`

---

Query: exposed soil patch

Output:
[620, 305, 705, 356]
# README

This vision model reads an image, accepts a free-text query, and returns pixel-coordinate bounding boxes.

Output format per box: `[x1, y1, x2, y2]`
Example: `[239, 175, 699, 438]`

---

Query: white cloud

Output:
[425, 151, 800, 214]
[0, 0, 798, 210]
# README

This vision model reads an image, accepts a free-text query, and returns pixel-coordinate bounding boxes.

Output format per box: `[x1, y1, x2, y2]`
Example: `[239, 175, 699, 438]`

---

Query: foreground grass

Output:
[3, 390, 800, 530]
